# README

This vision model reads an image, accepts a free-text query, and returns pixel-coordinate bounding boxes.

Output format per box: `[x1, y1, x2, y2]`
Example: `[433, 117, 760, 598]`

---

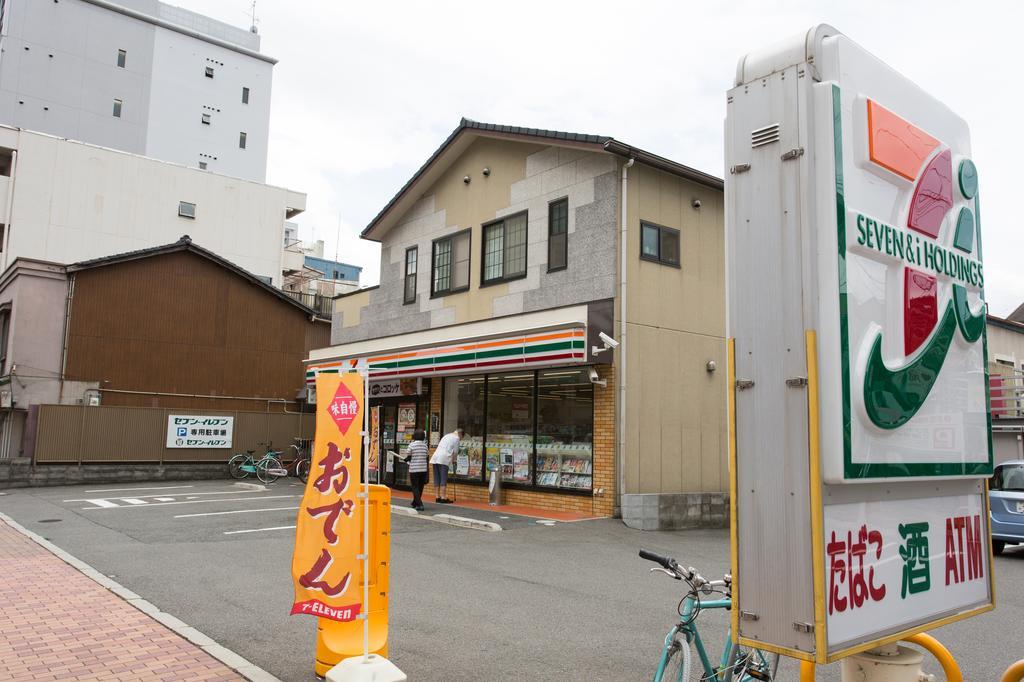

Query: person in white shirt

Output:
[429, 427, 464, 503]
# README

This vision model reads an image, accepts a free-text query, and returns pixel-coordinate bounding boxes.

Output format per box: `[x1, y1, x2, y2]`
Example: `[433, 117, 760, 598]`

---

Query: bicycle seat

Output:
[246, 450, 255, 455]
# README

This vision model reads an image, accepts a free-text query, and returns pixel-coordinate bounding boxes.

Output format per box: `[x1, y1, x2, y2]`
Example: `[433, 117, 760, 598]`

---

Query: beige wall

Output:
[621, 162, 727, 494]
[334, 137, 542, 328]
[988, 319, 1024, 375]
[334, 135, 618, 343]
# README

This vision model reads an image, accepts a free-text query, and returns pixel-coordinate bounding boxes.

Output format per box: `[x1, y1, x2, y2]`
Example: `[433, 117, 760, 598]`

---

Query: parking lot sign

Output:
[165, 415, 233, 448]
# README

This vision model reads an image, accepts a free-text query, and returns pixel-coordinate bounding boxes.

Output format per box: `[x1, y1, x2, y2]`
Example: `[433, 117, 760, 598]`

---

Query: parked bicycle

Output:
[640, 549, 779, 682]
[227, 442, 288, 484]
[288, 437, 312, 483]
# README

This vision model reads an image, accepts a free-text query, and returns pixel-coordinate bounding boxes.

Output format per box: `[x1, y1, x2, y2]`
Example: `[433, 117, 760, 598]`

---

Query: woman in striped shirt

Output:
[406, 429, 429, 511]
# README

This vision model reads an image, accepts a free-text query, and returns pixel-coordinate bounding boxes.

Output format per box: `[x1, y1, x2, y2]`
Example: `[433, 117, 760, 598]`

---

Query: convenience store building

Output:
[306, 120, 727, 528]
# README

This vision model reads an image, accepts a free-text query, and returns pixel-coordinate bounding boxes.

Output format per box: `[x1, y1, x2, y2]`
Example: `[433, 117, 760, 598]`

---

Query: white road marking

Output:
[223, 525, 296, 535]
[65, 490, 261, 502]
[80, 495, 300, 511]
[175, 506, 299, 519]
[82, 485, 195, 494]
[121, 498, 147, 505]
[154, 497, 175, 502]
[84, 499, 119, 508]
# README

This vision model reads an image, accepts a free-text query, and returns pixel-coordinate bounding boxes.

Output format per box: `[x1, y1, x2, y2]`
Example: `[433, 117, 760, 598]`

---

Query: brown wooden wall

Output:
[34, 404, 315, 463]
[63, 251, 327, 412]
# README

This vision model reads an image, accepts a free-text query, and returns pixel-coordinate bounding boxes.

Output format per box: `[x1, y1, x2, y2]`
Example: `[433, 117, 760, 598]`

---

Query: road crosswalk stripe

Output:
[84, 499, 119, 508]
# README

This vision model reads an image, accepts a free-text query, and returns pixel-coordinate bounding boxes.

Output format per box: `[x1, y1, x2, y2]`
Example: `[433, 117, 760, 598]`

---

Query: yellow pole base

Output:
[1001, 659, 1024, 682]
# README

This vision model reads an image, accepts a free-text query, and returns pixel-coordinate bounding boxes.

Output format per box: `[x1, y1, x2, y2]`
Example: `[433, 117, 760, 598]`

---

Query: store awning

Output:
[306, 326, 587, 384]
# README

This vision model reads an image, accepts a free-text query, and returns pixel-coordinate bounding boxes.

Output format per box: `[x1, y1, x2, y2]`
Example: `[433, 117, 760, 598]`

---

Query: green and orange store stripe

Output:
[306, 328, 587, 383]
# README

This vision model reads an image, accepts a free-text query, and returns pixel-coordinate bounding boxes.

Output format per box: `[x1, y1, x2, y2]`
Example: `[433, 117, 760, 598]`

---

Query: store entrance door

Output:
[372, 397, 426, 489]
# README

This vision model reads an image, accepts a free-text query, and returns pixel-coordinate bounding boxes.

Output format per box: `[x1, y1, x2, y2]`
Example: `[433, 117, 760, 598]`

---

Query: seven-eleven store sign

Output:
[726, 26, 994, 664]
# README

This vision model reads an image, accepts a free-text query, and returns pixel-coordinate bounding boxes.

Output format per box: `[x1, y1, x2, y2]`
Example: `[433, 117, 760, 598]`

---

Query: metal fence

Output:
[282, 290, 334, 318]
[991, 370, 1024, 420]
[34, 405, 314, 464]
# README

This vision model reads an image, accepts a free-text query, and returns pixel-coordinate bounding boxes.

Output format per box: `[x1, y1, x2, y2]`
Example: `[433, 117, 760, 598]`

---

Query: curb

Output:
[0, 512, 281, 682]
[430, 513, 502, 532]
[390, 505, 419, 517]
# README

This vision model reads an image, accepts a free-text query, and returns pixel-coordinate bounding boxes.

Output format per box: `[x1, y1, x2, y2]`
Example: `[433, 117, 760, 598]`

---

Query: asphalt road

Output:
[1, 480, 1022, 681]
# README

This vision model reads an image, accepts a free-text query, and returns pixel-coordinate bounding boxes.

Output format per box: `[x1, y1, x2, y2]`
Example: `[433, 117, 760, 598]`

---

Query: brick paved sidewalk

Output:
[0, 517, 243, 681]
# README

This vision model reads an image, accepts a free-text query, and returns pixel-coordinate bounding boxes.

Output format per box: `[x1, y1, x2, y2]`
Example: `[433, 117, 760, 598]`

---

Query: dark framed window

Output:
[431, 229, 470, 297]
[481, 211, 528, 285]
[116, 49, 126, 68]
[440, 367, 594, 493]
[487, 372, 536, 483]
[0, 307, 9, 375]
[112, 98, 122, 118]
[403, 246, 417, 304]
[443, 375, 486, 481]
[239, 132, 247, 149]
[640, 221, 680, 267]
[242, 86, 250, 104]
[548, 198, 568, 272]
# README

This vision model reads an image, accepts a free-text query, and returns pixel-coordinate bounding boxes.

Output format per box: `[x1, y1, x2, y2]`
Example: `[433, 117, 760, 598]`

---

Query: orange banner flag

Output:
[290, 372, 364, 622]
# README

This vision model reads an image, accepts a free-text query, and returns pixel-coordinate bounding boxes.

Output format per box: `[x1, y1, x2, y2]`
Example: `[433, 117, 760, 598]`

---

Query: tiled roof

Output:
[68, 236, 320, 317]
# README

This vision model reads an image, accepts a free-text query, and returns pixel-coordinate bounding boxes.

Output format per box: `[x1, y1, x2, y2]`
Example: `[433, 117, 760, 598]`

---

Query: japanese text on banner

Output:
[290, 373, 364, 622]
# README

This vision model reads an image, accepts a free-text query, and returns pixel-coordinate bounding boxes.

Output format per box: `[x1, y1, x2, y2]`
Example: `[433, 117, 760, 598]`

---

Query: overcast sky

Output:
[180, 0, 1023, 316]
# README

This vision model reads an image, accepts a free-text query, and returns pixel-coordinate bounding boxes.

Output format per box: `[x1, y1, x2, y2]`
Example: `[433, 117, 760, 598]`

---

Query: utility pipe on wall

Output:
[618, 157, 634, 516]
[2, 149, 17, 272]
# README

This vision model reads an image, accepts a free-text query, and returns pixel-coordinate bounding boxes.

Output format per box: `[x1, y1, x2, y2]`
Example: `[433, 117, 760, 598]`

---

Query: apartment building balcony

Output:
[993, 372, 1024, 426]
[283, 289, 334, 319]
[282, 240, 306, 273]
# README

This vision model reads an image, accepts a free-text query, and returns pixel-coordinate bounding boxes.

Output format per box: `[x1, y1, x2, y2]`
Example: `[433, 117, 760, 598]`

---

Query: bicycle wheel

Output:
[295, 458, 310, 483]
[656, 636, 692, 682]
[257, 456, 283, 484]
[228, 454, 250, 479]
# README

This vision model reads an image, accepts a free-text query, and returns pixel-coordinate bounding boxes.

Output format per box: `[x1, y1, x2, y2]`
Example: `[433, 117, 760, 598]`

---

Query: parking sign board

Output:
[726, 25, 993, 663]
[166, 415, 234, 448]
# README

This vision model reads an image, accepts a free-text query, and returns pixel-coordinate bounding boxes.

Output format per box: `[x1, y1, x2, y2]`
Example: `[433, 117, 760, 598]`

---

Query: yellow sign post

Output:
[291, 372, 405, 681]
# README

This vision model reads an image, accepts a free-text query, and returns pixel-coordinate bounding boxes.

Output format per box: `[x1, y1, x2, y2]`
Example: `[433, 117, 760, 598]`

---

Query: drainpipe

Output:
[2, 149, 17, 272]
[58, 273, 75, 403]
[618, 157, 634, 516]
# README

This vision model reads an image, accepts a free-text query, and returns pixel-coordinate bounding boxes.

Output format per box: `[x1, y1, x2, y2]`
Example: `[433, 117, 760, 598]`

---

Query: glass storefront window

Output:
[439, 367, 595, 492]
[536, 369, 594, 490]
[443, 375, 485, 479]
[486, 372, 535, 483]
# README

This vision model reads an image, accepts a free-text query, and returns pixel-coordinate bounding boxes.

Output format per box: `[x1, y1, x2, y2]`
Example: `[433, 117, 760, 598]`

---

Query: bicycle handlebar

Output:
[639, 548, 678, 571]
[639, 549, 729, 589]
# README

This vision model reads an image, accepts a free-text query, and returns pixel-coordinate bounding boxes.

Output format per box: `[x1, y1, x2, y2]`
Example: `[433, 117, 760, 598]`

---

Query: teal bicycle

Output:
[227, 442, 288, 484]
[640, 549, 778, 682]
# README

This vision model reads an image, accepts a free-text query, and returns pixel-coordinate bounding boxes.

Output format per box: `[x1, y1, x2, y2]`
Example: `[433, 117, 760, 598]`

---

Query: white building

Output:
[0, 126, 304, 284]
[0, 0, 273, 182]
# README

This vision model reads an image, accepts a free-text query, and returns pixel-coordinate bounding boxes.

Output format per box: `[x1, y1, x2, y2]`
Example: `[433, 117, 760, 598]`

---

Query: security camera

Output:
[463, 175, 471, 184]
[598, 332, 619, 349]
[691, 198, 702, 209]
[592, 331, 619, 357]
[588, 368, 607, 387]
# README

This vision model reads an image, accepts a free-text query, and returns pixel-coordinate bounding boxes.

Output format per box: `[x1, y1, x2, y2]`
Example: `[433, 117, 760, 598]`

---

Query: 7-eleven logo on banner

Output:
[290, 373, 364, 622]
